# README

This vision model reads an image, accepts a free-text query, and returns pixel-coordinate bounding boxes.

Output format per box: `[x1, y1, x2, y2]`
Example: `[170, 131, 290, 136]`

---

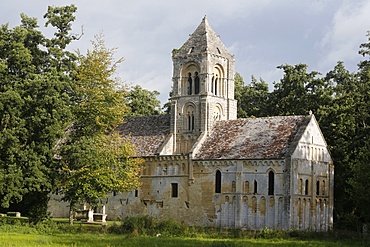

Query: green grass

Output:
[0, 217, 368, 247]
[0, 232, 367, 247]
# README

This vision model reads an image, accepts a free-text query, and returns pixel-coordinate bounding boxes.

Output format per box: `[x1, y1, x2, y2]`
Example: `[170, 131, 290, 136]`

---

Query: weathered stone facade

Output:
[49, 17, 334, 231]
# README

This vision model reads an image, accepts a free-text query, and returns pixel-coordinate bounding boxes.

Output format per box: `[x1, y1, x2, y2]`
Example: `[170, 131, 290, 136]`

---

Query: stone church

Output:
[49, 17, 334, 231]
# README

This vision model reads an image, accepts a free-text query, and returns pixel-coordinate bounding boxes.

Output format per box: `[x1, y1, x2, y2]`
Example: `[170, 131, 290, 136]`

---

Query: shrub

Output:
[156, 218, 186, 237]
[109, 215, 189, 237]
[119, 215, 156, 236]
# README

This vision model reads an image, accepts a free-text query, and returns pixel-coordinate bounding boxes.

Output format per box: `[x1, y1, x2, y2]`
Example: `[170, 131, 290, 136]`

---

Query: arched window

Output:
[322, 180, 326, 195]
[194, 72, 200, 94]
[215, 170, 221, 193]
[214, 75, 218, 95]
[253, 180, 257, 194]
[191, 114, 195, 131]
[268, 171, 274, 195]
[305, 179, 309, 195]
[181, 63, 199, 96]
[232, 181, 236, 192]
[299, 179, 303, 194]
[211, 66, 223, 96]
[244, 181, 249, 194]
[316, 180, 320, 196]
[185, 105, 195, 131]
[187, 73, 192, 95]
[211, 76, 215, 94]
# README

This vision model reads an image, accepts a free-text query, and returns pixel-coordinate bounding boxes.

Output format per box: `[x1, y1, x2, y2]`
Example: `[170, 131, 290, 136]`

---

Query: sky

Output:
[1, 0, 370, 106]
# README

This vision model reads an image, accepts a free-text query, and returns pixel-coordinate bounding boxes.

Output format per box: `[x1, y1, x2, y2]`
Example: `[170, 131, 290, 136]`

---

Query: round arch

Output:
[181, 62, 200, 96]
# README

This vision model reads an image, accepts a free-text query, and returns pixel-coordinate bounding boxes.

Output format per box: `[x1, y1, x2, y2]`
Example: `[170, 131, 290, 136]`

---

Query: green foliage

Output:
[162, 88, 173, 114]
[235, 73, 269, 118]
[0, 5, 76, 223]
[58, 33, 141, 225]
[269, 63, 330, 116]
[71, 33, 127, 136]
[125, 85, 162, 117]
[110, 215, 187, 237]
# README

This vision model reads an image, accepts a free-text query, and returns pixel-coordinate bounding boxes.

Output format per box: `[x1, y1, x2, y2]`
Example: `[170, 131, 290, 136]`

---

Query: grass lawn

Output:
[1, 231, 368, 247]
[0, 217, 368, 247]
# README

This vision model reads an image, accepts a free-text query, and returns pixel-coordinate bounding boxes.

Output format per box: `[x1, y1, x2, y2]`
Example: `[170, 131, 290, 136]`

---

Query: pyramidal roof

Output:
[173, 16, 233, 58]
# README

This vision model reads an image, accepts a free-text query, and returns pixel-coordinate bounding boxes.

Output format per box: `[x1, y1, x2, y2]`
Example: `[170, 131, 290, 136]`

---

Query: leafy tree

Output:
[345, 31, 370, 225]
[125, 85, 161, 117]
[0, 6, 77, 223]
[59, 33, 141, 225]
[162, 88, 173, 114]
[269, 64, 324, 116]
[318, 62, 358, 225]
[234, 72, 247, 117]
[238, 75, 269, 118]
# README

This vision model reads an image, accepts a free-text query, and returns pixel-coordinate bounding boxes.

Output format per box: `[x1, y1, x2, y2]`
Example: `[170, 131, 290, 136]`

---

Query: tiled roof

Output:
[193, 115, 310, 160]
[117, 114, 171, 157]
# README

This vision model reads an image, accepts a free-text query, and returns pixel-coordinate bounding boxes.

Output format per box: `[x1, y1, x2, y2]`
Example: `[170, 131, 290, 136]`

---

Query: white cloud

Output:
[318, 0, 370, 72]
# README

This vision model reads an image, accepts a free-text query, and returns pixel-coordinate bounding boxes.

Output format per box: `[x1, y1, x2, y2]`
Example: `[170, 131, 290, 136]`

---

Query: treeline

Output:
[235, 34, 370, 229]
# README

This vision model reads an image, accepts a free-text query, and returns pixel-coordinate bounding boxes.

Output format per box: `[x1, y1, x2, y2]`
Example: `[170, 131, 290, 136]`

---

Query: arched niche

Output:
[210, 64, 225, 96]
[181, 62, 200, 96]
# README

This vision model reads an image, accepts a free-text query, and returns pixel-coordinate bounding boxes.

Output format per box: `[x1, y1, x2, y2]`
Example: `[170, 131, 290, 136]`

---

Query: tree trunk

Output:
[69, 201, 74, 226]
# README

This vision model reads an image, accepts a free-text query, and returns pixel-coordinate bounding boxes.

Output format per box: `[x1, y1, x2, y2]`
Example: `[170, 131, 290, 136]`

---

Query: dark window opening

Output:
[211, 76, 214, 93]
[215, 170, 221, 193]
[194, 72, 200, 94]
[316, 180, 320, 196]
[268, 171, 274, 195]
[135, 190, 138, 197]
[254, 180, 257, 194]
[187, 73, 192, 95]
[188, 115, 191, 130]
[305, 179, 309, 195]
[214, 77, 218, 95]
[171, 183, 178, 198]
[191, 115, 195, 130]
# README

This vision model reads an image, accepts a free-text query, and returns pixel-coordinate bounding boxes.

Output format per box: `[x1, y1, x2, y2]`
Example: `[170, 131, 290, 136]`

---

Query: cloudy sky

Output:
[1, 0, 370, 105]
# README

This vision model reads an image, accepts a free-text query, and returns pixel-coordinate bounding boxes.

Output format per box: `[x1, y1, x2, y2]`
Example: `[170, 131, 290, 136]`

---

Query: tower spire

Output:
[170, 17, 236, 154]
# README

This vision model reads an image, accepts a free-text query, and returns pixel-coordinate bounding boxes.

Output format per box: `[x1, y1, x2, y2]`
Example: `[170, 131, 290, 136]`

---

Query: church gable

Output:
[291, 114, 333, 163]
[117, 114, 171, 156]
[193, 115, 311, 160]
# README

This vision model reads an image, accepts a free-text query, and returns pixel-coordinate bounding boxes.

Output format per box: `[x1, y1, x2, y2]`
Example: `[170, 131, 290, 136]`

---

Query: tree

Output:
[235, 73, 269, 117]
[268, 63, 334, 118]
[345, 31, 370, 225]
[59, 33, 141, 225]
[318, 62, 358, 226]
[125, 85, 161, 117]
[0, 6, 77, 223]
[162, 88, 173, 114]
[234, 72, 247, 118]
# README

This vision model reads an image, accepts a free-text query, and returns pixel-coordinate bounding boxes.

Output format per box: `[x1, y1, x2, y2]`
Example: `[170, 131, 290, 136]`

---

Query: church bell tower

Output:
[170, 16, 237, 154]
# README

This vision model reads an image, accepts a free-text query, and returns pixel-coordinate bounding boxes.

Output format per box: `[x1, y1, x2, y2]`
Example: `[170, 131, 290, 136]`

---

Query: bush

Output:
[108, 215, 189, 237]
[156, 218, 186, 237]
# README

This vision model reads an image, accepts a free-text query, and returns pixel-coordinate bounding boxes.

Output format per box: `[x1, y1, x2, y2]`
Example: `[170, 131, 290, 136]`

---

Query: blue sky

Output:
[1, 0, 370, 105]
